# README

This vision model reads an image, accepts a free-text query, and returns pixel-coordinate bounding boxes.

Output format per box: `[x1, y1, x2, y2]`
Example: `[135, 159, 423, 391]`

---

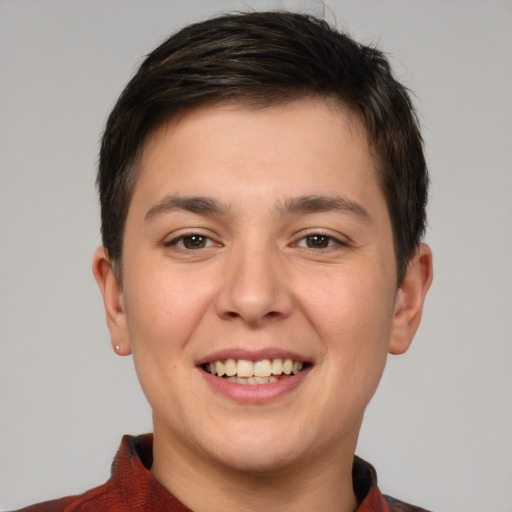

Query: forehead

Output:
[130, 98, 385, 219]
[140, 99, 372, 175]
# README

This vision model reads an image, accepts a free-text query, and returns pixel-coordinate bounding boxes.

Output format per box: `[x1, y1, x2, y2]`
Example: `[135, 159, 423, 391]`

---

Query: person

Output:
[15, 10, 433, 512]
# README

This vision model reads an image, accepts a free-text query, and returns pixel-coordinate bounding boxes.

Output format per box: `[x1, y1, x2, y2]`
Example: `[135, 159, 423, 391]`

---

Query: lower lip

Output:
[199, 367, 311, 404]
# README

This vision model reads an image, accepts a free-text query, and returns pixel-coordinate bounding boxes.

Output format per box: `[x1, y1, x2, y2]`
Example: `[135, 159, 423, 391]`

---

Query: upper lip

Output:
[195, 348, 311, 366]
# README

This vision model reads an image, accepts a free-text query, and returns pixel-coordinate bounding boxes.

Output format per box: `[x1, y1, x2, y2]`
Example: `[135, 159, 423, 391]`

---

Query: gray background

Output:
[1, 1, 511, 510]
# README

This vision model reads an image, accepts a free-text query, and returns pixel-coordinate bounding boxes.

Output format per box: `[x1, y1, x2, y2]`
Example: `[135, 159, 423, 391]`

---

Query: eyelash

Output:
[164, 232, 219, 250]
[164, 231, 347, 251]
[293, 231, 348, 250]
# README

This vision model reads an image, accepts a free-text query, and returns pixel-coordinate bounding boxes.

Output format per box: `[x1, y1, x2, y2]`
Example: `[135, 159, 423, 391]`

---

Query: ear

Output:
[92, 247, 131, 355]
[388, 244, 433, 355]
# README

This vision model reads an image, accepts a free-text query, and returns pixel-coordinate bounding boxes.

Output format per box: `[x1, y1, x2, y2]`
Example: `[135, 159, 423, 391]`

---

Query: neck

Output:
[150, 419, 358, 512]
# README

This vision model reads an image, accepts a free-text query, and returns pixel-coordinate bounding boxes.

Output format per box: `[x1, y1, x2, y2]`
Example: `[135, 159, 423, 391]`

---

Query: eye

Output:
[295, 233, 344, 249]
[167, 234, 216, 250]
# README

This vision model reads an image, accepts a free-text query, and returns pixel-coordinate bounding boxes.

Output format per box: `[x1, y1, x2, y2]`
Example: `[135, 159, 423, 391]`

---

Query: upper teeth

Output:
[207, 358, 303, 378]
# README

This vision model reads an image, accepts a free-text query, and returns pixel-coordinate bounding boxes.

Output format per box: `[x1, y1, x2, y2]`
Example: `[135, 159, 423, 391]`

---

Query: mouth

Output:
[202, 358, 311, 385]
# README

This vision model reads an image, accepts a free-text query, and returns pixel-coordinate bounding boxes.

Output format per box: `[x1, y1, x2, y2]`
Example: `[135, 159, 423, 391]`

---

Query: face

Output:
[96, 99, 427, 475]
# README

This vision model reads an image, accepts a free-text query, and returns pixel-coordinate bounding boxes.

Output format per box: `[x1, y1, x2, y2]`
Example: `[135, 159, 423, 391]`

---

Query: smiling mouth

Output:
[202, 358, 310, 385]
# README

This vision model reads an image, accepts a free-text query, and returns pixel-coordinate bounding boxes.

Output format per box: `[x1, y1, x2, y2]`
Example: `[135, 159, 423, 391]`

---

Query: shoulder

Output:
[10, 496, 76, 512]
[384, 494, 433, 512]
[9, 434, 160, 512]
[10, 480, 124, 512]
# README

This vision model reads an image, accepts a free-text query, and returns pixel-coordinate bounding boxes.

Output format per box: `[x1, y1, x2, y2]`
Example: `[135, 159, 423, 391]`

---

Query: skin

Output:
[93, 98, 432, 512]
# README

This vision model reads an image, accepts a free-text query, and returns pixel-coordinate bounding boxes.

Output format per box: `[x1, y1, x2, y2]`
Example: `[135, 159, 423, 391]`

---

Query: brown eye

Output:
[166, 234, 216, 250]
[295, 233, 345, 250]
[305, 234, 330, 248]
[182, 235, 208, 249]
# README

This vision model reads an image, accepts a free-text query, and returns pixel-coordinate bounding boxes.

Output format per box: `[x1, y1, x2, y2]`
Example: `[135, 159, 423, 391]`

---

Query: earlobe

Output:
[388, 244, 433, 355]
[92, 247, 132, 356]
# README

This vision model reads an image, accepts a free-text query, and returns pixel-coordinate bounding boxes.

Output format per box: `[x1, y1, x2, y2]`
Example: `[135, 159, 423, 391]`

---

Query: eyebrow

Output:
[277, 195, 371, 220]
[144, 193, 370, 222]
[145, 195, 230, 220]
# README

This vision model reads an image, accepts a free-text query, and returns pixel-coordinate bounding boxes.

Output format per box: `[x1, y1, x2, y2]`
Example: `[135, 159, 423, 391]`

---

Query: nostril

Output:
[223, 309, 281, 322]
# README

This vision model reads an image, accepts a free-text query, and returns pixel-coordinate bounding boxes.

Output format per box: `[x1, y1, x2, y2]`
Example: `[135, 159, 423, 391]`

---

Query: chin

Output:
[200, 421, 313, 475]
[211, 443, 302, 475]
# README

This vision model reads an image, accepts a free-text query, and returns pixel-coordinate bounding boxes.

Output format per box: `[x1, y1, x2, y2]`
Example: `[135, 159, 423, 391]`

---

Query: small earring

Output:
[115, 344, 120, 352]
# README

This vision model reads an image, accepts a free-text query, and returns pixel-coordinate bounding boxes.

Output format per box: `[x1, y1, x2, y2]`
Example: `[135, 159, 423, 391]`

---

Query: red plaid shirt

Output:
[15, 434, 431, 511]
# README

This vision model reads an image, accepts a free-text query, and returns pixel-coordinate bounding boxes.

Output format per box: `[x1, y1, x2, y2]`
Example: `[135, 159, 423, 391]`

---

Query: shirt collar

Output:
[112, 434, 389, 511]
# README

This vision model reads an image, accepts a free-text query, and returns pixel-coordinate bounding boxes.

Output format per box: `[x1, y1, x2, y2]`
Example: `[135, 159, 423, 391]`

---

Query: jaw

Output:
[152, 361, 363, 475]
[152, 381, 364, 490]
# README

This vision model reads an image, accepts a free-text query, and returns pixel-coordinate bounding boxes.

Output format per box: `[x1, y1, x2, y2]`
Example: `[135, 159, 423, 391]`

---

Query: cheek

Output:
[121, 262, 217, 416]
[305, 266, 394, 329]
[122, 260, 217, 351]
[300, 264, 396, 374]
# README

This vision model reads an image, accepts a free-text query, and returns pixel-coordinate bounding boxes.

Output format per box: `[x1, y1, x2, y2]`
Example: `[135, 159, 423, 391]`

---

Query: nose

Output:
[215, 245, 293, 326]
